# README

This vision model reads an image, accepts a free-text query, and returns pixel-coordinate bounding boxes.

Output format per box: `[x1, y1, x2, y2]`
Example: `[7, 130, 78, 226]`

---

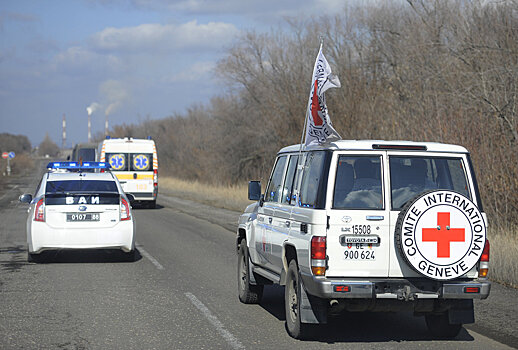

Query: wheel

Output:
[148, 200, 156, 209]
[237, 239, 263, 304]
[425, 312, 462, 339]
[285, 259, 312, 339]
[124, 250, 136, 262]
[27, 252, 43, 263]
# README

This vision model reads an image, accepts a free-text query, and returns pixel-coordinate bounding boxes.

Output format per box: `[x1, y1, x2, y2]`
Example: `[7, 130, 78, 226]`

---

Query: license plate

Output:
[344, 248, 376, 260]
[66, 213, 100, 222]
[340, 234, 380, 245]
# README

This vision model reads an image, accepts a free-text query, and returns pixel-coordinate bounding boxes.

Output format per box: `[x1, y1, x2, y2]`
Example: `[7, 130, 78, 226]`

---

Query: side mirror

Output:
[19, 194, 33, 203]
[248, 181, 261, 201]
[126, 194, 135, 203]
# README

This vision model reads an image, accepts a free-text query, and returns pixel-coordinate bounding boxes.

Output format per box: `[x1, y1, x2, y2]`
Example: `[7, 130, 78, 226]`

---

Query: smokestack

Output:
[62, 114, 67, 149]
[88, 113, 91, 143]
[105, 113, 109, 136]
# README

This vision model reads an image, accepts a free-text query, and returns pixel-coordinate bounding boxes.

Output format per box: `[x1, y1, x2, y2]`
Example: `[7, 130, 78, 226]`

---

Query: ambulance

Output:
[99, 137, 158, 208]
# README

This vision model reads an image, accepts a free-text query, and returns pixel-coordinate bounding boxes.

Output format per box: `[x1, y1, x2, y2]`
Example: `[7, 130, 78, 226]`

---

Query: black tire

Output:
[285, 259, 312, 339]
[425, 313, 462, 339]
[148, 200, 156, 209]
[237, 239, 263, 304]
[27, 252, 43, 263]
[124, 250, 136, 262]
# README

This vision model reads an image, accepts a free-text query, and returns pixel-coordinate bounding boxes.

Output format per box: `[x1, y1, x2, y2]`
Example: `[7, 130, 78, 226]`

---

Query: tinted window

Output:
[390, 156, 470, 209]
[46, 180, 118, 194]
[299, 152, 328, 208]
[281, 155, 299, 204]
[265, 156, 287, 202]
[333, 155, 383, 209]
[78, 148, 96, 162]
[130, 153, 153, 171]
[106, 153, 128, 171]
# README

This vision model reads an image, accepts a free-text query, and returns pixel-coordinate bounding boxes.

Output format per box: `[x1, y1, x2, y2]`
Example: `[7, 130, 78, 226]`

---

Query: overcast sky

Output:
[0, 0, 348, 148]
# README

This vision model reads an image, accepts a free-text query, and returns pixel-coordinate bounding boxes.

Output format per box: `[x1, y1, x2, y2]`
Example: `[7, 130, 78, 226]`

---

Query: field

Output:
[160, 176, 518, 288]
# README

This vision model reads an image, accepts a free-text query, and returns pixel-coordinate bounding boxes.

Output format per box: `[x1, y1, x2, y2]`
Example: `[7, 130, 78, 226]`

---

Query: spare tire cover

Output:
[395, 190, 486, 281]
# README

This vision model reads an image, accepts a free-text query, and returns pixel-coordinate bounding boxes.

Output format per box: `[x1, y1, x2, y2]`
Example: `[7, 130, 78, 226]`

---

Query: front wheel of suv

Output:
[237, 239, 263, 304]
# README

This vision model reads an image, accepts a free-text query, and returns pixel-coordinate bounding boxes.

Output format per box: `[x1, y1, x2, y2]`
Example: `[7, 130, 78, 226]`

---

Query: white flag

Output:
[304, 46, 341, 146]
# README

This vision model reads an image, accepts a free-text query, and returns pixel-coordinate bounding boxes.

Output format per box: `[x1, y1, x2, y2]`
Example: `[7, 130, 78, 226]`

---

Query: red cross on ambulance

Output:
[422, 212, 465, 258]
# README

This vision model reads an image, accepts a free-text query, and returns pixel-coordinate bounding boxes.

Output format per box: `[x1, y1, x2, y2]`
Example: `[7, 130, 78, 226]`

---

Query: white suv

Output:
[237, 140, 490, 339]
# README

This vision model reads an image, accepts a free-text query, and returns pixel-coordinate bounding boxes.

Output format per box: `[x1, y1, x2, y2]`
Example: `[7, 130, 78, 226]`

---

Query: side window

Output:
[265, 156, 287, 202]
[281, 155, 299, 204]
[333, 155, 383, 209]
[299, 152, 327, 208]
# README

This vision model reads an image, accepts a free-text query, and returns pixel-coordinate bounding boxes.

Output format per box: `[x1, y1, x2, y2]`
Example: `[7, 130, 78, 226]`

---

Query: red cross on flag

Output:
[304, 45, 341, 146]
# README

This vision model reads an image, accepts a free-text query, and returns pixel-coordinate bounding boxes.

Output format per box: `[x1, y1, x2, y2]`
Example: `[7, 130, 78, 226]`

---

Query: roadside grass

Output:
[488, 225, 518, 288]
[159, 176, 518, 288]
[159, 176, 252, 212]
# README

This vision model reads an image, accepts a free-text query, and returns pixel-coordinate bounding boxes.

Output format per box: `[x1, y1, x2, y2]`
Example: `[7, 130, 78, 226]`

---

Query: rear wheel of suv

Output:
[237, 239, 263, 304]
[425, 312, 462, 338]
[285, 260, 313, 339]
[27, 252, 44, 263]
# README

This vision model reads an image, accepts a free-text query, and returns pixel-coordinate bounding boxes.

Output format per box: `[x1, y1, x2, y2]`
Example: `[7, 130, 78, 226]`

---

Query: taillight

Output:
[153, 169, 158, 186]
[311, 236, 326, 276]
[120, 197, 131, 221]
[479, 239, 490, 278]
[34, 198, 45, 222]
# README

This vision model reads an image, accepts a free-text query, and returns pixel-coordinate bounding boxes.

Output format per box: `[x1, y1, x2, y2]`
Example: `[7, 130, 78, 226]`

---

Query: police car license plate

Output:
[66, 213, 100, 222]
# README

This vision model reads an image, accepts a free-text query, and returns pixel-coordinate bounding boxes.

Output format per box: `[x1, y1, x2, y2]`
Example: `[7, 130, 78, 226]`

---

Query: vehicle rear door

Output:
[325, 151, 391, 277]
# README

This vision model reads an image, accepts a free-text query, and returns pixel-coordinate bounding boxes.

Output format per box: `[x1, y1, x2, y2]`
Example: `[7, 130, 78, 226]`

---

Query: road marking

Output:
[136, 244, 164, 270]
[185, 292, 245, 350]
[0, 184, 18, 201]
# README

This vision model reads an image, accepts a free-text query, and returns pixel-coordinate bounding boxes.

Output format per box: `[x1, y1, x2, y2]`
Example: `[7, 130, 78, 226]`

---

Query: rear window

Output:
[46, 180, 118, 194]
[389, 156, 470, 210]
[77, 148, 96, 162]
[106, 153, 153, 171]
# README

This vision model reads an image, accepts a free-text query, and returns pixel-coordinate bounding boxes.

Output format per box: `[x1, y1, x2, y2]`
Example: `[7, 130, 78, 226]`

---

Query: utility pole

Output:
[62, 114, 67, 149]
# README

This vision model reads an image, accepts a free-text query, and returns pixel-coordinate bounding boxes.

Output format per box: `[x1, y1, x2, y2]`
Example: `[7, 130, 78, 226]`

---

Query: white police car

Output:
[19, 162, 136, 262]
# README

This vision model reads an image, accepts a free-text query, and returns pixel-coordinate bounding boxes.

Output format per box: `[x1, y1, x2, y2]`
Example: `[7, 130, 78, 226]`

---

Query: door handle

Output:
[366, 215, 384, 221]
[269, 217, 273, 224]
[286, 221, 290, 228]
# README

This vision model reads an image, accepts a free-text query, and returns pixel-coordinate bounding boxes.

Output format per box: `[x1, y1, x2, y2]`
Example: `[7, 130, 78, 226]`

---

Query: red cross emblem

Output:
[422, 212, 465, 258]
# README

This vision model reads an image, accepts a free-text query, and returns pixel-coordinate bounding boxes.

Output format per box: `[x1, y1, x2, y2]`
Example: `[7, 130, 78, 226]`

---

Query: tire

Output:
[148, 200, 156, 209]
[237, 239, 263, 304]
[425, 312, 462, 339]
[285, 259, 312, 339]
[124, 250, 136, 262]
[27, 252, 43, 263]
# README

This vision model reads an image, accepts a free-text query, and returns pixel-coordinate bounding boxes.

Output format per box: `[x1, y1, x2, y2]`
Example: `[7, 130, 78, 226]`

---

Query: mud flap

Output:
[448, 300, 474, 324]
[299, 282, 328, 324]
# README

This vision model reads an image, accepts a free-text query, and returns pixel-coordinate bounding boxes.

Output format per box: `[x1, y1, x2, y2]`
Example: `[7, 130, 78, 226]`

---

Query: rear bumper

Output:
[28, 221, 135, 253]
[300, 273, 491, 300]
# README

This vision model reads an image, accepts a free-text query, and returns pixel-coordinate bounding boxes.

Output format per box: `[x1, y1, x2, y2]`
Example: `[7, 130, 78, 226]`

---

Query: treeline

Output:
[109, 0, 518, 226]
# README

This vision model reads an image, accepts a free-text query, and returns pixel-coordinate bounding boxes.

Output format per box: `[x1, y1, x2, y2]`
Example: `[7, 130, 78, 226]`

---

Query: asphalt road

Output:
[0, 169, 516, 349]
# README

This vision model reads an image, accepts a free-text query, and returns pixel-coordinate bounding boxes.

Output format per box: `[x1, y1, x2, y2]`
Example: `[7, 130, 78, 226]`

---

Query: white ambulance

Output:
[99, 137, 158, 208]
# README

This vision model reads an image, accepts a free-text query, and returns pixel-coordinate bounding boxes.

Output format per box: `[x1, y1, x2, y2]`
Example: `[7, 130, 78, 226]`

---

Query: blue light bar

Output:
[47, 162, 110, 170]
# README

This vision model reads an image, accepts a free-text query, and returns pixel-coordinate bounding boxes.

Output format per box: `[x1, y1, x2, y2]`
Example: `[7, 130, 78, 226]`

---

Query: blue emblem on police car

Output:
[78, 205, 87, 211]
[133, 154, 150, 171]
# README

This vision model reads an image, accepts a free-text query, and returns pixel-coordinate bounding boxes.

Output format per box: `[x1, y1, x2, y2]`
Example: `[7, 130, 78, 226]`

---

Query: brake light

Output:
[120, 198, 131, 221]
[34, 198, 45, 222]
[311, 236, 326, 276]
[153, 169, 158, 186]
[479, 239, 490, 278]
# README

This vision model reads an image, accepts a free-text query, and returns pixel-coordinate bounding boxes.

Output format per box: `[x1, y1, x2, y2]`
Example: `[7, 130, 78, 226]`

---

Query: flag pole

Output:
[294, 38, 324, 206]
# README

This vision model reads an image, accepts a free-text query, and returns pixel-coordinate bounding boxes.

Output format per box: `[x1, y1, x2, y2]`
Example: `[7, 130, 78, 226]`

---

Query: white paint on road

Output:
[0, 184, 18, 201]
[136, 244, 164, 270]
[185, 292, 245, 350]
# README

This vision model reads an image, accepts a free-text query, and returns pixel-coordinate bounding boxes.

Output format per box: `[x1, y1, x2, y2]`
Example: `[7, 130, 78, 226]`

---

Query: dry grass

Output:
[488, 225, 518, 288]
[160, 176, 518, 287]
[160, 176, 252, 212]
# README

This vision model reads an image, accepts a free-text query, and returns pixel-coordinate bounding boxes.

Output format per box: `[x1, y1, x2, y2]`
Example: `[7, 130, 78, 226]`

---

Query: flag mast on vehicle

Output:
[296, 38, 342, 203]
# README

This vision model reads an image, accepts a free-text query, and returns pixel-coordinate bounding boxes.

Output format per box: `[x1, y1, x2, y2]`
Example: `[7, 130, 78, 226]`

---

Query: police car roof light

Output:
[47, 161, 110, 170]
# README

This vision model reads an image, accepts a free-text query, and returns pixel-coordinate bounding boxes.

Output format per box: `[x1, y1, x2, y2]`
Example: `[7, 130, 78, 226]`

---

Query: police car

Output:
[19, 162, 136, 262]
[237, 140, 490, 339]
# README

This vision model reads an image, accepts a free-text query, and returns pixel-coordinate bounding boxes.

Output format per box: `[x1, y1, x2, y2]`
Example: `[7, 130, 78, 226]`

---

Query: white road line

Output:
[0, 185, 18, 201]
[185, 292, 245, 350]
[136, 244, 164, 270]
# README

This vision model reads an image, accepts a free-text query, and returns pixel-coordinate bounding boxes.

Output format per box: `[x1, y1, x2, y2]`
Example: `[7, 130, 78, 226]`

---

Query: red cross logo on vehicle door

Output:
[422, 212, 465, 258]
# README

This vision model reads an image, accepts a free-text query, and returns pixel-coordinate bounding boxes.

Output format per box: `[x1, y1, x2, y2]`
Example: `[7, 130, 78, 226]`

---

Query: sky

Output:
[0, 0, 348, 148]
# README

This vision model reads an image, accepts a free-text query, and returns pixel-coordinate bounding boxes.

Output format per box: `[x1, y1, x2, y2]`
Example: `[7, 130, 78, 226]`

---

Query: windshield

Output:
[390, 156, 470, 210]
[46, 180, 118, 194]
